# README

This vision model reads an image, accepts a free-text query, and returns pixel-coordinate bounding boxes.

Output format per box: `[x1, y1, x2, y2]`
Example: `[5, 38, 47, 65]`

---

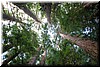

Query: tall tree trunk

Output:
[3, 45, 13, 53]
[40, 3, 52, 24]
[12, 3, 41, 23]
[40, 50, 47, 65]
[45, 4, 51, 24]
[3, 13, 19, 22]
[59, 32, 98, 61]
[28, 46, 42, 65]
[2, 13, 28, 31]
[2, 51, 20, 66]
[2, 13, 26, 25]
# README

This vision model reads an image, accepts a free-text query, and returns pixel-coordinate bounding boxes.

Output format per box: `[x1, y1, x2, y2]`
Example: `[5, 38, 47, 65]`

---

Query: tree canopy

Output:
[1, 2, 99, 66]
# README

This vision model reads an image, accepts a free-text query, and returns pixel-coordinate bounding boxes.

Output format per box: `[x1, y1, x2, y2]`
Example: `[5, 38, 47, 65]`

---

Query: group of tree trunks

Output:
[2, 2, 98, 66]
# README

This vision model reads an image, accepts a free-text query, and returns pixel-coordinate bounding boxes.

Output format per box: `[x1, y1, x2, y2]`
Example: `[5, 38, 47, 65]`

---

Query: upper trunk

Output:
[59, 32, 98, 61]
[12, 3, 41, 23]
[2, 51, 20, 66]
[40, 3, 52, 24]
[28, 46, 42, 65]
[3, 13, 19, 21]
[2, 13, 26, 25]
[45, 4, 51, 24]
[3, 45, 13, 53]
[40, 50, 47, 65]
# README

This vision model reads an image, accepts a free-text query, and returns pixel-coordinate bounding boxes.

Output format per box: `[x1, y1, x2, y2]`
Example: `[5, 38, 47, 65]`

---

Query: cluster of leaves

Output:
[2, 21, 39, 65]
[46, 39, 97, 65]
[2, 2, 99, 66]
[46, 3, 99, 65]
[53, 3, 99, 41]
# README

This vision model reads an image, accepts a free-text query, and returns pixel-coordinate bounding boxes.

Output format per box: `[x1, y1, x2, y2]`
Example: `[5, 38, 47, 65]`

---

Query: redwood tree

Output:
[1, 2, 99, 66]
[59, 32, 98, 61]
[28, 46, 42, 65]
[2, 51, 20, 66]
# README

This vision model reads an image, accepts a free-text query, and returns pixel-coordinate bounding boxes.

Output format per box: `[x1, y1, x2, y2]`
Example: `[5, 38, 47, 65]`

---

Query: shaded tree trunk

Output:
[28, 46, 42, 65]
[45, 4, 51, 24]
[2, 51, 20, 66]
[3, 45, 13, 53]
[83, 3, 98, 8]
[59, 32, 98, 61]
[12, 3, 41, 23]
[40, 3, 52, 24]
[40, 50, 47, 65]
[2, 13, 28, 31]
[3, 13, 19, 21]
[2, 13, 26, 25]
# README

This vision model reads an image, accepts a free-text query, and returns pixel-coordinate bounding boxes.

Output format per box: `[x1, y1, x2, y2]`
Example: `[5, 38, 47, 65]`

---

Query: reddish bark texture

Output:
[28, 46, 42, 65]
[59, 33, 98, 61]
[40, 50, 47, 65]
[2, 51, 20, 66]
[12, 3, 41, 23]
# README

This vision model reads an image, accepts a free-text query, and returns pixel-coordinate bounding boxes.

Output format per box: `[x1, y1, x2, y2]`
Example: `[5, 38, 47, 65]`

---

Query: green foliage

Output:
[46, 39, 97, 65]
[53, 3, 99, 40]
[2, 21, 39, 64]
[2, 2, 98, 66]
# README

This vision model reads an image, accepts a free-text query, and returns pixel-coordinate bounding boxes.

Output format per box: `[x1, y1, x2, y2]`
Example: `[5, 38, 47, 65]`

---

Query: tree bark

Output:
[83, 3, 97, 8]
[2, 13, 28, 31]
[40, 3, 52, 24]
[3, 45, 13, 53]
[12, 3, 41, 23]
[45, 5, 51, 24]
[40, 50, 47, 65]
[59, 32, 98, 61]
[3, 13, 18, 21]
[2, 51, 20, 66]
[28, 46, 42, 65]
[2, 13, 26, 25]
